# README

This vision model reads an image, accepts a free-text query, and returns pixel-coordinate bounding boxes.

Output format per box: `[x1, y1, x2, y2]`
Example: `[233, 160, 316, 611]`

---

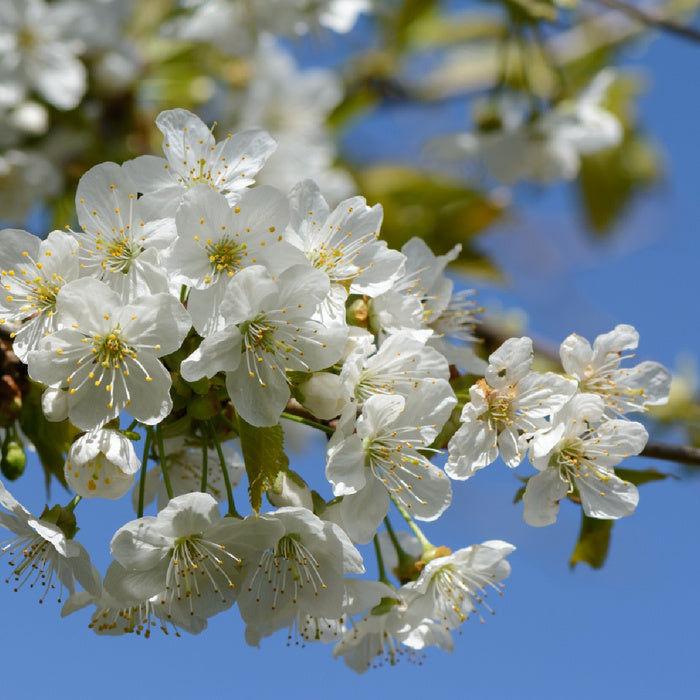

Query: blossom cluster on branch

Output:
[0, 106, 671, 671]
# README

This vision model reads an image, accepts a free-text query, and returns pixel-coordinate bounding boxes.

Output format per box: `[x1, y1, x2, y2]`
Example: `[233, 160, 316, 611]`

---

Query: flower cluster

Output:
[447, 328, 670, 526]
[0, 108, 669, 671]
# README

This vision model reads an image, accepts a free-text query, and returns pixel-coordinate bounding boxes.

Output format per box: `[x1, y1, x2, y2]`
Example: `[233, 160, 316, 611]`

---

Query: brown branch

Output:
[640, 441, 700, 466]
[592, 0, 700, 44]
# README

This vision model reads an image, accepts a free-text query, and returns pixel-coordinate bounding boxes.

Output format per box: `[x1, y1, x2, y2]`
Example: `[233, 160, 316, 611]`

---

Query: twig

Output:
[592, 0, 700, 44]
[641, 441, 700, 466]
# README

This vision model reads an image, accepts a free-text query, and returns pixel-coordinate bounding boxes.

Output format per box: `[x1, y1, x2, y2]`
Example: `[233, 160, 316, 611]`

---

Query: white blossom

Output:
[162, 0, 369, 56]
[446, 337, 577, 479]
[65, 429, 140, 500]
[370, 237, 485, 372]
[0, 228, 79, 361]
[27, 278, 191, 430]
[523, 394, 646, 526]
[401, 540, 514, 631]
[181, 264, 346, 427]
[165, 185, 301, 336]
[235, 506, 364, 646]
[135, 436, 244, 512]
[0, 0, 87, 110]
[560, 324, 671, 416]
[326, 382, 456, 543]
[285, 179, 404, 325]
[124, 108, 276, 214]
[0, 479, 101, 603]
[340, 331, 451, 404]
[333, 591, 452, 672]
[109, 492, 256, 623]
[236, 36, 355, 202]
[72, 161, 175, 302]
[428, 73, 622, 186]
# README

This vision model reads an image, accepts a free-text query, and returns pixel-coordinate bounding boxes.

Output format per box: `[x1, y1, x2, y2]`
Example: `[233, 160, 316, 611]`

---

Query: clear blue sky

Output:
[2, 15, 700, 700]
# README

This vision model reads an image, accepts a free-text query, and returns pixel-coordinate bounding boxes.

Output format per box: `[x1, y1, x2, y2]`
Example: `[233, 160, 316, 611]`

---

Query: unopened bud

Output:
[296, 372, 347, 420]
[267, 469, 313, 510]
[187, 394, 219, 420]
[1, 437, 26, 481]
[41, 386, 70, 421]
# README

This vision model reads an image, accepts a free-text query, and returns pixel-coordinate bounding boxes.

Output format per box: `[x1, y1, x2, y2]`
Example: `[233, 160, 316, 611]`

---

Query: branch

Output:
[641, 441, 700, 466]
[592, 0, 700, 44]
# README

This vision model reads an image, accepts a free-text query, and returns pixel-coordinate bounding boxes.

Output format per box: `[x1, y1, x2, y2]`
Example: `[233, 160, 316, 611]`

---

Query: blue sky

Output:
[2, 14, 700, 700]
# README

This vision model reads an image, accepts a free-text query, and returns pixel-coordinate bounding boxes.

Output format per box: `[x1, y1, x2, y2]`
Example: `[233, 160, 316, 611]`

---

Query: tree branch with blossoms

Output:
[0, 0, 699, 678]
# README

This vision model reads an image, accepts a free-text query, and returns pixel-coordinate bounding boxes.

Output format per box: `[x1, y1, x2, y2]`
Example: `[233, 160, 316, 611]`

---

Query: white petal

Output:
[522, 468, 569, 526]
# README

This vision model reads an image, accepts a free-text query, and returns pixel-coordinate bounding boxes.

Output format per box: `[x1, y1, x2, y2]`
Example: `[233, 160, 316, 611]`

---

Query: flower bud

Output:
[1, 436, 26, 481]
[267, 469, 314, 510]
[296, 372, 347, 420]
[41, 386, 70, 422]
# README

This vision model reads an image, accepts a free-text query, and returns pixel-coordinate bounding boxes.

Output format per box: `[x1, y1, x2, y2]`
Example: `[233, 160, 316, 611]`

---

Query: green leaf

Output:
[569, 513, 613, 570]
[401, 11, 505, 50]
[358, 165, 505, 278]
[427, 404, 463, 452]
[512, 473, 530, 504]
[327, 85, 379, 129]
[614, 467, 677, 486]
[394, 0, 440, 46]
[491, 0, 558, 24]
[237, 417, 289, 515]
[577, 132, 660, 234]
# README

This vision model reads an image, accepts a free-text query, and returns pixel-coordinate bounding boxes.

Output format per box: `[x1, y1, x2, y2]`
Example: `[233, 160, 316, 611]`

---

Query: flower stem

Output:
[280, 411, 335, 435]
[202, 421, 240, 518]
[373, 534, 392, 586]
[390, 494, 439, 561]
[137, 427, 152, 518]
[200, 422, 208, 494]
[154, 424, 173, 501]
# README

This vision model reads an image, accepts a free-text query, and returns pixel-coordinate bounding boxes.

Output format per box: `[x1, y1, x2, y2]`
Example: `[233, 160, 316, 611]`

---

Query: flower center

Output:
[308, 244, 345, 277]
[1, 533, 64, 603]
[92, 327, 134, 369]
[89, 598, 181, 638]
[17, 25, 39, 51]
[486, 391, 513, 427]
[552, 434, 610, 489]
[30, 275, 60, 314]
[101, 235, 141, 273]
[167, 535, 239, 612]
[206, 237, 246, 278]
[247, 534, 326, 610]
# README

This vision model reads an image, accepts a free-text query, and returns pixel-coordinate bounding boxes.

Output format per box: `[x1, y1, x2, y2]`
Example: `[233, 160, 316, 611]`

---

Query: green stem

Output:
[154, 424, 173, 501]
[373, 534, 392, 586]
[203, 421, 240, 518]
[137, 428, 152, 518]
[384, 515, 410, 561]
[390, 495, 438, 560]
[200, 422, 209, 493]
[280, 411, 335, 435]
